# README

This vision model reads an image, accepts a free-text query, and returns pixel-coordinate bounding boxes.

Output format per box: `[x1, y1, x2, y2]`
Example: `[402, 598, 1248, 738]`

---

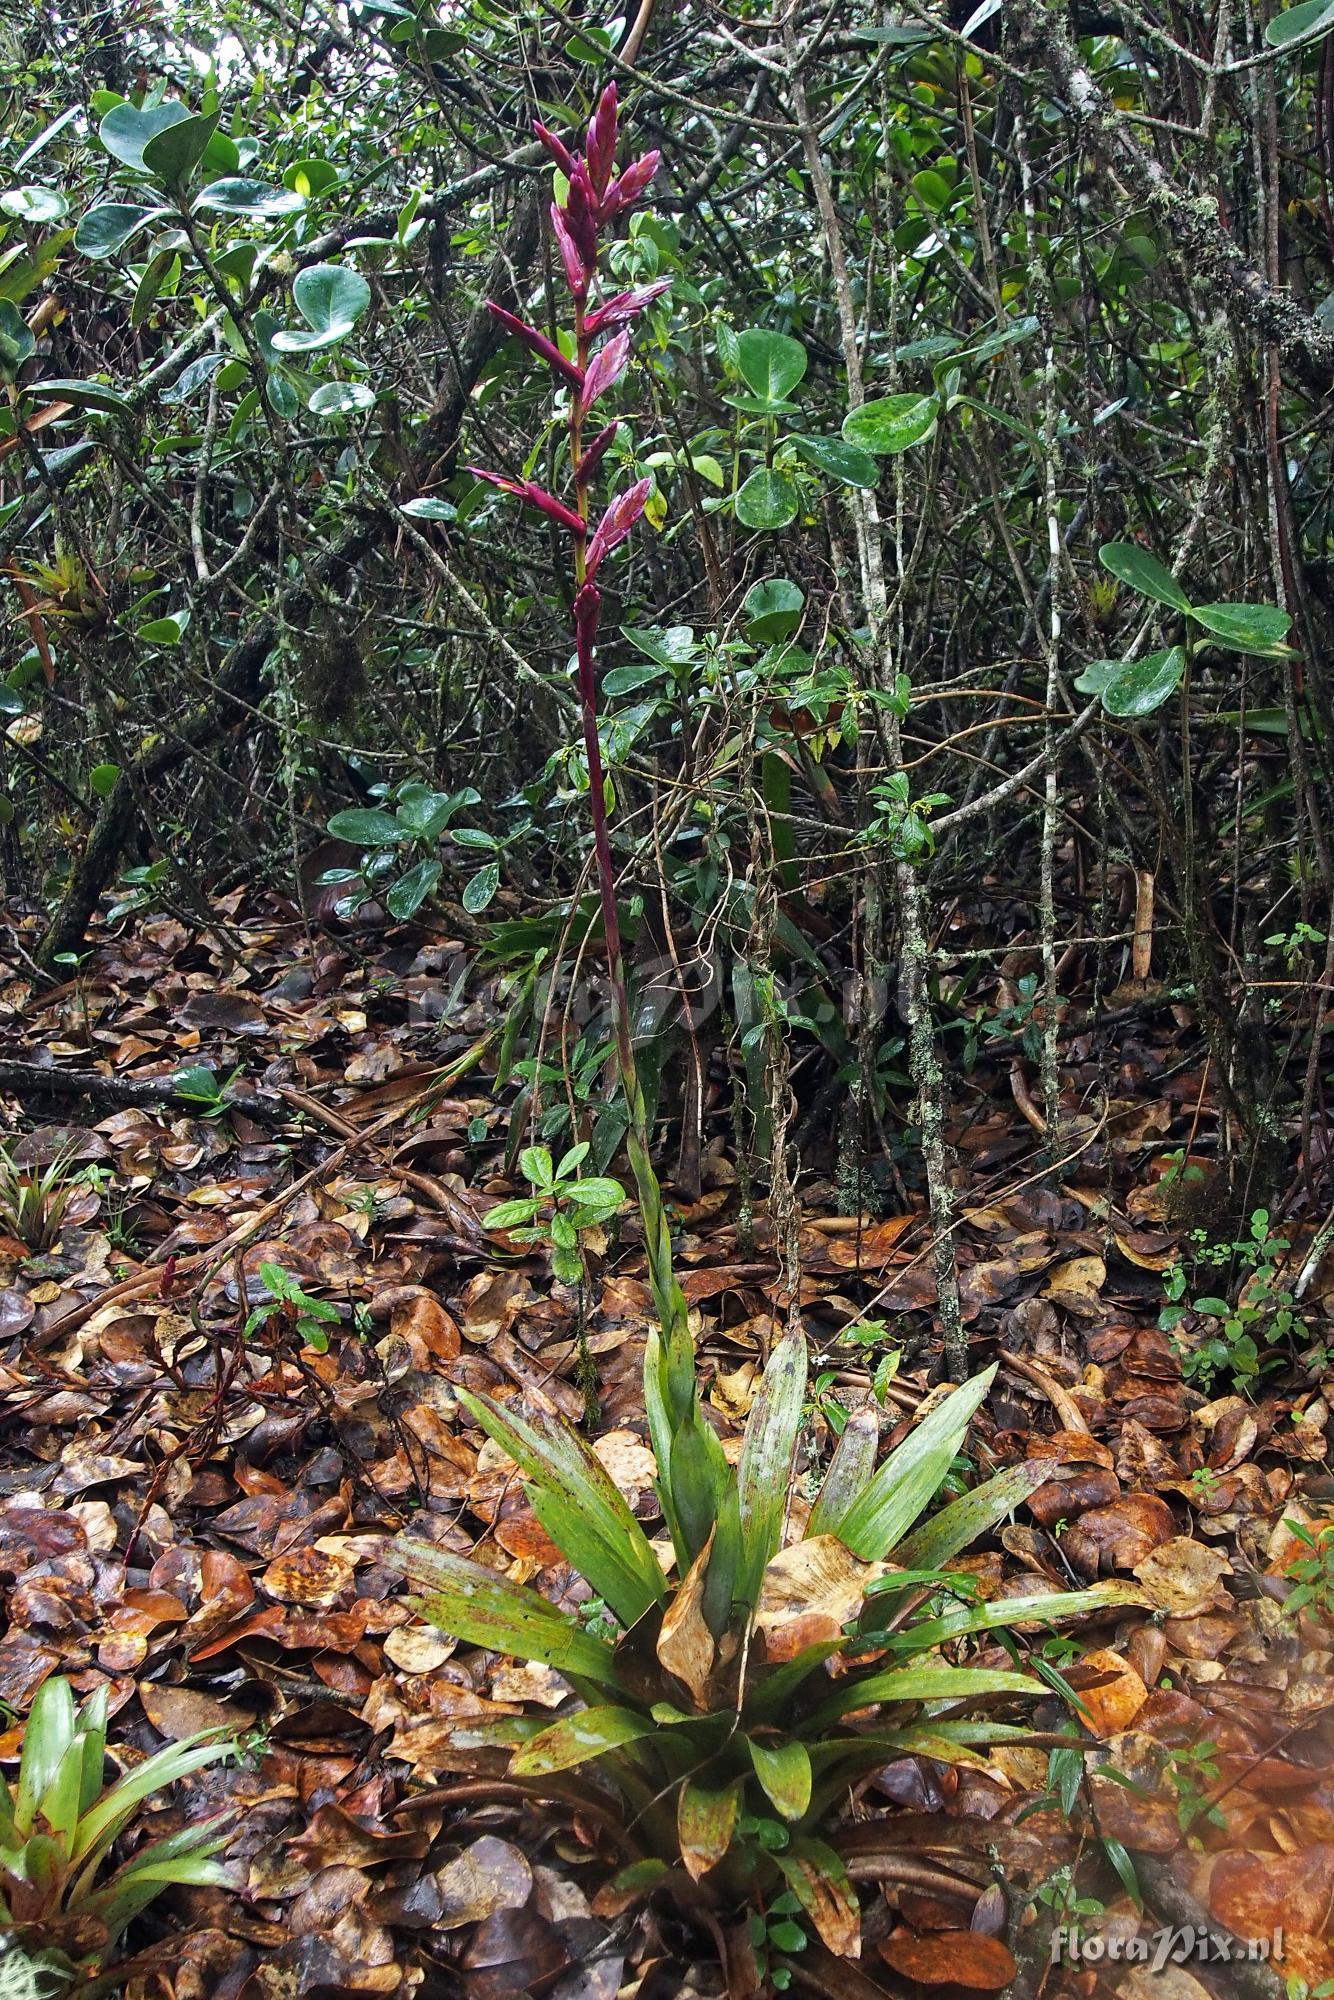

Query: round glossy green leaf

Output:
[193, 179, 306, 217]
[912, 168, 953, 211]
[1072, 658, 1127, 696]
[283, 158, 341, 198]
[736, 328, 808, 405]
[842, 393, 939, 455]
[0, 303, 35, 375]
[1, 186, 69, 223]
[30, 378, 131, 415]
[1266, 0, 1334, 44]
[400, 496, 456, 520]
[789, 433, 879, 487]
[463, 860, 500, 913]
[308, 380, 375, 416]
[1101, 645, 1186, 718]
[1189, 601, 1292, 654]
[99, 100, 191, 174]
[386, 858, 441, 919]
[265, 372, 299, 418]
[0, 687, 25, 717]
[272, 262, 372, 352]
[735, 468, 798, 530]
[89, 762, 121, 798]
[74, 202, 163, 259]
[141, 112, 222, 187]
[137, 610, 190, 644]
[327, 807, 403, 846]
[1097, 541, 1192, 613]
[743, 576, 805, 643]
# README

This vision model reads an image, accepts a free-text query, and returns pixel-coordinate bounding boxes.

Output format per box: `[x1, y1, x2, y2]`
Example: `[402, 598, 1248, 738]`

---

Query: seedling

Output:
[243, 1261, 340, 1352]
[484, 1143, 626, 1286]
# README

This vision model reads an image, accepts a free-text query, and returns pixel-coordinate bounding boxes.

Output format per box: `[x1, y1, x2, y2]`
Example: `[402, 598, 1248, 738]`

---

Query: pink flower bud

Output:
[564, 165, 601, 266]
[575, 419, 620, 485]
[533, 120, 576, 177]
[584, 83, 619, 198]
[467, 466, 587, 538]
[580, 330, 630, 415]
[583, 280, 672, 337]
[586, 476, 651, 577]
[575, 580, 602, 656]
[485, 302, 584, 391]
[602, 150, 660, 218]
[550, 205, 588, 299]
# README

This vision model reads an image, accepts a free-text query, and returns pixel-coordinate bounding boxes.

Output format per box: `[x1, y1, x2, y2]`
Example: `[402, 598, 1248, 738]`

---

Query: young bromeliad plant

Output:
[0, 1677, 233, 1996]
[390, 87, 1138, 1967]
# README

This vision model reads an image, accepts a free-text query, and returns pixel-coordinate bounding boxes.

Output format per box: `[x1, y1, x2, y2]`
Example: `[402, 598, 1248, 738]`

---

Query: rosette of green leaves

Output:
[389, 1349, 1139, 1948]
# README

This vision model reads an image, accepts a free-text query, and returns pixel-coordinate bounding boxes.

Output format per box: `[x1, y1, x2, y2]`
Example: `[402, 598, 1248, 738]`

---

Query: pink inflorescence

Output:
[469, 84, 669, 572]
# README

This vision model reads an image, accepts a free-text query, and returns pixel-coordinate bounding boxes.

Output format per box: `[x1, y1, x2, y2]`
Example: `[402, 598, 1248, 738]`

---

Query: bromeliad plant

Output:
[392, 1356, 1136, 1952]
[0, 1677, 233, 1995]
[392, 86, 1136, 1963]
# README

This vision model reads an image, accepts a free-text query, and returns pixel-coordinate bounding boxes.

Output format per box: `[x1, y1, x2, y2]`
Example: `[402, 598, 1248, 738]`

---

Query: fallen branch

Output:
[0, 1058, 290, 1126]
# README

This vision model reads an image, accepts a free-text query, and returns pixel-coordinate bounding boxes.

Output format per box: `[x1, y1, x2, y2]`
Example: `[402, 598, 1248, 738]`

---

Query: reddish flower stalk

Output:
[469, 87, 712, 1568]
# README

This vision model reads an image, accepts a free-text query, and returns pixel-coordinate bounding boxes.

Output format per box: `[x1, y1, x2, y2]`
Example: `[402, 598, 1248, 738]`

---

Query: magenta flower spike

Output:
[602, 151, 661, 218]
[584, 281, 672, 337]
[485, 303, 584, 392]
[564, 165, 601, 266]
[584, 83, 619, 199]
[550, 205, 589, 300]
[586, 478, 652, 578]
[575, 420, 620, 487]
[465, 467, 587, 537]
[532, 119, 576, 177]
[580, 330, 631, 415]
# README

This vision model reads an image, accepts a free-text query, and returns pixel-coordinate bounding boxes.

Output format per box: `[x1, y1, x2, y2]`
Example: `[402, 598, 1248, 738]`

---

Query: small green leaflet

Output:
[735, 468, 798, 530]
[1097, 541, 1192, 613]
[842, 393, 938, 455]
[272, 263, 372, 353]
[1100, 645, 1186, 719]
[1266, 0, 1334, 45]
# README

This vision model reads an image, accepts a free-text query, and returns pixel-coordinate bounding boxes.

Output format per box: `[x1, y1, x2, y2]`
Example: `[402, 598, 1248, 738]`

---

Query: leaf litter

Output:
[0, 901, 1332, 1998]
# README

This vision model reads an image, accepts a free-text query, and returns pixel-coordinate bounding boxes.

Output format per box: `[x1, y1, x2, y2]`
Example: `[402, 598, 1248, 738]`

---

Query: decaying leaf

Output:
[753, 1534, 887, 1662]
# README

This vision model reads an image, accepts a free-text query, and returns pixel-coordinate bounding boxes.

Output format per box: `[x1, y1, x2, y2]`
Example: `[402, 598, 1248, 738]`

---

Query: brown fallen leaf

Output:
[754, 1535, 887, 1663]
[1208, 1843, 1334, 1941]
[1063, 1493, 1177, 1576]
[436, 1835, 534, 1929]
[261, 1545, 355, 1607]
[1068, 1648, 1148, 1737]
[657, 1532, 716, 1708]
[879, 1929, 1017, 1989]
[1132, 1535, 1230, 1616]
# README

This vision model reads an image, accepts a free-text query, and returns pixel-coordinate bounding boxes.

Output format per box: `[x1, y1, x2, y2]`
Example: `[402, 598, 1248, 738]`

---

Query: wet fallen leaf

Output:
[879, 1929, 1017, 1988]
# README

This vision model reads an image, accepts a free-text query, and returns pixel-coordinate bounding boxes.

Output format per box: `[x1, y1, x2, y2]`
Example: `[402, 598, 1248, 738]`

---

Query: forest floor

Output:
[0, 893, 1332, 2000]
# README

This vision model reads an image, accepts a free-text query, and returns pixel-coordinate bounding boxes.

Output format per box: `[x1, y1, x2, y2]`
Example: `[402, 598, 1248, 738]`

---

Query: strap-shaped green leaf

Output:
[833, 1366, 996, 1560]
[509, 1704, 654, 1775]
[387, 1536, 621, 1687]
[736, 1327, 807, 1608]
[808, 1661, 1038, 1727]
[15, 1677, 76, 1839]
[807, 1406, 879, 1541]
[748, 1736, 812, 1820]
[458, 1389, 666, 1625]
[875, 1581, 1147, 1655]
[678, 1776, 742, 1879]
[893, 1456, 1058, 1568]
